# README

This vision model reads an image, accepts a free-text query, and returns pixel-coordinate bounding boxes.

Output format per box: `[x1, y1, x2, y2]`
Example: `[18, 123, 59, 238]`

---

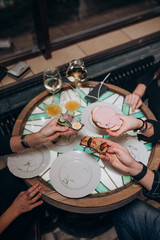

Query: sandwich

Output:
[80, 136, 108, 154]
[91, 105, 122, 131]
[58, 113, 83, 131]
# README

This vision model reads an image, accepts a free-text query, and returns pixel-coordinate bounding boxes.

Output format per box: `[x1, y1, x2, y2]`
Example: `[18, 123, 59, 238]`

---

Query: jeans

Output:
[112, 199, 160, 240]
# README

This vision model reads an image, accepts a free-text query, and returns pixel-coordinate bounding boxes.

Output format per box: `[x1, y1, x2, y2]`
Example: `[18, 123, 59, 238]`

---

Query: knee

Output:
[112, 199, 147, 225]
[112, 199, 160, 226]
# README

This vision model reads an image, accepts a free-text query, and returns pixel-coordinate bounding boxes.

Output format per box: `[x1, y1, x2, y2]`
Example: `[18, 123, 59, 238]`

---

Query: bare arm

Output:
[10, 116, 74, 153]
[125, 83, 146, 113]
[0, 184, 43, 234]
[133, 83, 146, 98]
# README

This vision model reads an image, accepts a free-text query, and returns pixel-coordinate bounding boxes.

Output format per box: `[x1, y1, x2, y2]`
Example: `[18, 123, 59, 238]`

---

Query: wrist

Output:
[133, 92, 141, 98]
[8, 204, 20, 218]
[133, 84, 146, 98]
[134, 119, 148, 133]
[131, 162, 148, 181]
[129, 161, 143, 176]
[134, 118, 144, 131]
[25, 132, 44, 147]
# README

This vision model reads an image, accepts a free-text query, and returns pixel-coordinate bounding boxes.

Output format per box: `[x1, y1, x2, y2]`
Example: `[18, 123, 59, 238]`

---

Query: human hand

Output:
[106, 115, 142, 137]
[99, 139, 142, 175]
[38, 116, 74, 142]
[125, 93, 143, 113]
[11, 184, 43, 217]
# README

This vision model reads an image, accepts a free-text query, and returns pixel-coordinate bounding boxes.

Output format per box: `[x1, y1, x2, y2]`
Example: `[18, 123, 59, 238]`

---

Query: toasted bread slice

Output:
[58, 113, 83, 132]
[80, 136, 93, 147]
[80, 136, 108, 154]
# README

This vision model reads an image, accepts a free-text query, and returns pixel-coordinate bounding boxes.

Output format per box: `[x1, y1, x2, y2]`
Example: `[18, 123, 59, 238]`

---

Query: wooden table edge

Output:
[12, 81, 159, 213]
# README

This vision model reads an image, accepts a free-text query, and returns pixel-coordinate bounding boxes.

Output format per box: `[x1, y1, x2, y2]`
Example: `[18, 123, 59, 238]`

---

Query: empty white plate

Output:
[49, 150, 101, 198]
[7, 145, 50, 178]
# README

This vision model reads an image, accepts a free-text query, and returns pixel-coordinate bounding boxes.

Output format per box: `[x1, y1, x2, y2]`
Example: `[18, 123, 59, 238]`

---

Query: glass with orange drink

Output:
[44, 96, 62, 117]
[60, 89, 80, 115]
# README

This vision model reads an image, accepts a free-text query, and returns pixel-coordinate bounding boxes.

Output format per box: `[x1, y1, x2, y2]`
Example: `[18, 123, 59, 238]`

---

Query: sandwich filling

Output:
[92, 106, 121, 130]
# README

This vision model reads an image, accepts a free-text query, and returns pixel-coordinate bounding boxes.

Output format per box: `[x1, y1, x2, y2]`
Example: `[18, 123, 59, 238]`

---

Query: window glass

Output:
[0, 0, 37, 62]
[47, 0, 159, 44]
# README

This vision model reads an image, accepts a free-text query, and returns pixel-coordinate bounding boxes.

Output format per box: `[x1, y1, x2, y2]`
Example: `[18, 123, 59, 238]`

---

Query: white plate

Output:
[49, 150, 101, 198]
[7, 145, 50, 178]
[81, 102, 122, 135]
[108, 134, 150, 166]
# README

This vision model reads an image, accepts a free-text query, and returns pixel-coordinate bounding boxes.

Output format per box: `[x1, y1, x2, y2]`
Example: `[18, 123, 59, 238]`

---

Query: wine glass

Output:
[60, 89, 81, 115]
[43, 66, 62, 94]
[66, 59, 88, 91]
[43, 96, 62, 117]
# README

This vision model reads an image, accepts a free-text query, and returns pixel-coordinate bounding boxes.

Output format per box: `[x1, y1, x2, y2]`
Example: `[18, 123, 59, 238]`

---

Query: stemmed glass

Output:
[60, 89, 81, 115]
[65, 59, 87, 115]
[43, 66, 62, 116]
[43, 66, 62, 94]
[66, 59, 88, 91]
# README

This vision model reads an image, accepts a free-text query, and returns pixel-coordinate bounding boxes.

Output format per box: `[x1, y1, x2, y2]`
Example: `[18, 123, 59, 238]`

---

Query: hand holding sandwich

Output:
[106, 115, 154, 138]
[106, 115, 143, 137]
[99, 139, 154, 191]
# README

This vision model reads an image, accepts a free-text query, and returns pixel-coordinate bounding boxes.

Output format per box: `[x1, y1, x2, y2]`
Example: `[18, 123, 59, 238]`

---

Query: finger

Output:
[98, 138, 114, 146]
[30, 192, 42, 203]
[99, 154, 110, 161]
[106, 128, 123, 137]
[126, 94, 133, 105]
[108, 146, 128, 155]
[125, 95, 130, 105]
[60, 129, 74, 135]
[27, 185, 41, 199]
[18, 191, 25, 197]
[27, 184, 40, 195]
[54, 125, 69, 132]
[131, 104, 136, 113]
[101, 139, 124, 150]
[46, 129, 73, 142]
[135, 100, 142, 109]
[49, 116, 59, 124]
[29, 200, 43, 210]
[105, 129, 119, 137]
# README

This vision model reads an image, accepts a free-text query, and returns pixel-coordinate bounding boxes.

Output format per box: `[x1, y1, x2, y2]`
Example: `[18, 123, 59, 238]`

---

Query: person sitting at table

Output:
[125, 60, 160, 120]
[0, 116, 73, 240]
[100, 115, 160, 240]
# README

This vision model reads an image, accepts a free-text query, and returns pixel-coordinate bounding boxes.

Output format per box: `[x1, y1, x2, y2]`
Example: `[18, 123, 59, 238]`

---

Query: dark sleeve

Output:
[0, 136, 13, 156]
[138, 120, 160, 144]
[142, 170, 160, 203]
[137, 61, 160, 86]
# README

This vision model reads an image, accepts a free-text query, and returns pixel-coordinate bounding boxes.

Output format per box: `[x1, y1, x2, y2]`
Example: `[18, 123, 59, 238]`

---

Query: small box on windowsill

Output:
[7, 61, 31, 80]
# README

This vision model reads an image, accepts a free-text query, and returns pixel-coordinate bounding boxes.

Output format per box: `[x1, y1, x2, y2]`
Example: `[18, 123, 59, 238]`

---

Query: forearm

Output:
[0, 205, 19, 233]
[129, 161, 154, 191]
[10, 132, 44, 153]
[133, 83, 146, 98]
[138, 168, 154, 191]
